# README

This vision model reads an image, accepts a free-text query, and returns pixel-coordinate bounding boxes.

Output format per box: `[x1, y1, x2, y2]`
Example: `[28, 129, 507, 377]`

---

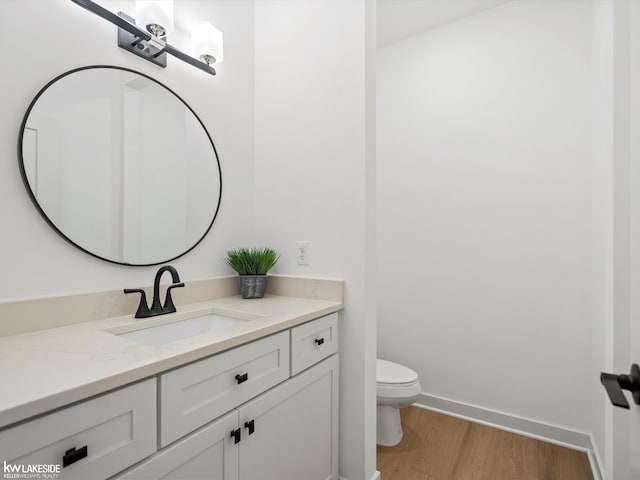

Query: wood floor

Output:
[376, 407, 593, 480]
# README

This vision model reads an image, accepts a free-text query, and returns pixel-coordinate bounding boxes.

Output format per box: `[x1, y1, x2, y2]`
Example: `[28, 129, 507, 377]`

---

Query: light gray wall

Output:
[0, 0, 255, 301]
[377, 0, 593, 432]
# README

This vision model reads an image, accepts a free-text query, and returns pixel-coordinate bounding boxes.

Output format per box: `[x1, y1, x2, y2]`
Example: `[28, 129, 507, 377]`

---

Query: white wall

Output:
[377, 0, 593, 432]
[0, 0, 255, 301]
[253, 2, 377, 479]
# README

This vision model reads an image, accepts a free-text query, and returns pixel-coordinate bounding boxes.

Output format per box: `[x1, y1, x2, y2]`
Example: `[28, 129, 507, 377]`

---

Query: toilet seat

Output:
[377, 359, 419, 387]
[376, 359, 421, 402]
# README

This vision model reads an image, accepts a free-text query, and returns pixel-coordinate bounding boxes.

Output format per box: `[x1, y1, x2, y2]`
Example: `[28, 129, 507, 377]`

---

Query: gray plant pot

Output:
[239, 275, 268, 299]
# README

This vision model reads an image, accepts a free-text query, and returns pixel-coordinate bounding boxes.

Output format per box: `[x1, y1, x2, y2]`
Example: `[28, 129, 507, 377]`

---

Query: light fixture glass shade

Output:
[191, 21, 223, 64]
[135, 0, 174, 36]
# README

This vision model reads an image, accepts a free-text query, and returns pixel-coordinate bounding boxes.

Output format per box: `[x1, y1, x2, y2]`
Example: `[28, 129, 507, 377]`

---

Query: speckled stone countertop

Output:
[0, 280, 343, 430]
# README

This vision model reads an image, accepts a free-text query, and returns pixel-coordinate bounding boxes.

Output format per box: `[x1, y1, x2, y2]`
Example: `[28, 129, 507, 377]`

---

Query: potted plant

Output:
[224, 247, 280, 299]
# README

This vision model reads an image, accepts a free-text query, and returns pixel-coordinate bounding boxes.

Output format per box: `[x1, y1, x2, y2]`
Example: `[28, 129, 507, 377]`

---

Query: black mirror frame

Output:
[17, 65, 223, 267]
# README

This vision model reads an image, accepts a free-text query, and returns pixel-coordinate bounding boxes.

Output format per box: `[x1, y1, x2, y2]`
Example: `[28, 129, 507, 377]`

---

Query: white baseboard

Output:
[339, 472, 380, 480]
[588, 433, 604, 480]
[414, 393, 602, 480]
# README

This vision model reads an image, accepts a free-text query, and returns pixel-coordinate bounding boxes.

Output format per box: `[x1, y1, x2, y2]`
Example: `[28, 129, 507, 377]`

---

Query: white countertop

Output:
[0, 293, 342, 429]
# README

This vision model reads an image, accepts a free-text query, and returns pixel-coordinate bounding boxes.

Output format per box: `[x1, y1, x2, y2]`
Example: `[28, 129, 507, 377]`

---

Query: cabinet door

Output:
[114, 411, 239, 480]
[238, 355, 338, 480]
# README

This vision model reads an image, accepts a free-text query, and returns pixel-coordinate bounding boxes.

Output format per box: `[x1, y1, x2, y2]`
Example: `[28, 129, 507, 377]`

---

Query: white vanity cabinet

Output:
[115, 354, 339, 480]
[0, 312, 339, 480]
[115, 313, 339, 480]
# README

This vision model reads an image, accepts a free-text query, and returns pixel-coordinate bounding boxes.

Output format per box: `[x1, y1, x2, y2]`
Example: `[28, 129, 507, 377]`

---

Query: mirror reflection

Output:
[19, 66, 222, 266]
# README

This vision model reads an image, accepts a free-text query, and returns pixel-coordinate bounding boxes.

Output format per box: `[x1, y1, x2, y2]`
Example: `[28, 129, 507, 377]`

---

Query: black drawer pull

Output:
[314, 338, 325, 346]
[230, 428, 241, 444]
[62, 446, 88, 467]
[244, 419, 255, 435]
[235, 373, 248, 384]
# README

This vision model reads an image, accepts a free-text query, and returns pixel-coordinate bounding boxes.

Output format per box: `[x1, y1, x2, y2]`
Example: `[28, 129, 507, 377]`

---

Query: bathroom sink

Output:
[118, 313, 250, 346]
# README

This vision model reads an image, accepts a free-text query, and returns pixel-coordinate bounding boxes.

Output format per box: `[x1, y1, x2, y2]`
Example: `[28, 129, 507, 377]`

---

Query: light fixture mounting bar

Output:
[117, 11, 167, 68]
[70, 0, 216, 76]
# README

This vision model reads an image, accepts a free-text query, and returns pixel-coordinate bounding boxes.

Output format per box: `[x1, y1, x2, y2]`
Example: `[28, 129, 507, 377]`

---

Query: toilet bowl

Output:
[376, 359, 421, 447]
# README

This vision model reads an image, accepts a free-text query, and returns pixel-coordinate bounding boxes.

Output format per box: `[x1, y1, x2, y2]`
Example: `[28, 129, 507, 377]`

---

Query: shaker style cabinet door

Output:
[237, 354, 339, 480]
[113, 411, 239, 480]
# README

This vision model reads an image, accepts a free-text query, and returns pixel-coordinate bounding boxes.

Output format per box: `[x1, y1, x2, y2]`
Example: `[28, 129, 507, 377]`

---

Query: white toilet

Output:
[376, 359, 421, 446]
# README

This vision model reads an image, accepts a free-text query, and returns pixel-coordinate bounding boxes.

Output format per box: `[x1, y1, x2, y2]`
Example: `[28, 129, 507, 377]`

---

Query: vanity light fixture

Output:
[70, 0, 219, 76]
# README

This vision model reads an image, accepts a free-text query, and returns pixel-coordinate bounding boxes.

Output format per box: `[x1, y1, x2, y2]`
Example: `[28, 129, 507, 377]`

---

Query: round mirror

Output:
[18, 66, 222, 266]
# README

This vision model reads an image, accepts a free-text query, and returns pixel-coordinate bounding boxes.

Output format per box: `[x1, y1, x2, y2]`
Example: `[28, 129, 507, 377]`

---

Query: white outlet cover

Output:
[296, 241, 309, 265]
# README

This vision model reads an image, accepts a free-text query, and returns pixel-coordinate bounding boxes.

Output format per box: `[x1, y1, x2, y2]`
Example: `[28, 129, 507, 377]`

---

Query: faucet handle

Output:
[163, 282, 185, 314]
[124, 288, 151, 318]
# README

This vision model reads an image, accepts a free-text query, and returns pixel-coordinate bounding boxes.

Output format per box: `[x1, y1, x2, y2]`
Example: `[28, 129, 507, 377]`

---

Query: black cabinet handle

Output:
[230, 428, 241, 444]
[314, 338, 325, 346]
[62, 446, 88, 467]
[235, 373, 248, 384]
[600, 364, 640, 409]
[244, 419, 255, 435]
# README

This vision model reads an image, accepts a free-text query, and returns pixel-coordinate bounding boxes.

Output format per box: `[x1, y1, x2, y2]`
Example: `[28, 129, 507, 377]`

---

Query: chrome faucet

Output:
[124, 265, 185, 318]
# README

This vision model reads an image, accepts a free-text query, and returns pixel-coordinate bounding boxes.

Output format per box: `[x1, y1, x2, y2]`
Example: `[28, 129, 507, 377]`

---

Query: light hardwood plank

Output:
[377, 407, 593, 480]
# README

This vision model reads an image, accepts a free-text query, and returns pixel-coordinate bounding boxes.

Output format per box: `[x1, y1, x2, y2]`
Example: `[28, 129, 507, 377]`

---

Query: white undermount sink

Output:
[118, 313, 251, 346]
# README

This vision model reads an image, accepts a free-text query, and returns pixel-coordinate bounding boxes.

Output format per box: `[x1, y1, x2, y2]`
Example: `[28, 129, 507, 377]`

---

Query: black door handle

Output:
[600, 364, 640, 409]
[314, 338, 325, 346]
[235, 373, 248, 384]
[230, 428, 241, 444]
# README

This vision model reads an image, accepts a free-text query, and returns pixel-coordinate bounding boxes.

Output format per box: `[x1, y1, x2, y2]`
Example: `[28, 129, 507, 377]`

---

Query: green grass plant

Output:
[224, 247, 279, 275]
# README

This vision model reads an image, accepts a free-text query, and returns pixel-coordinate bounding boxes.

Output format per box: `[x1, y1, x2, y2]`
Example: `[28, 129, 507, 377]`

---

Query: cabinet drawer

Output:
[290, 313, 339, 375]
[159, 331, 290, 447]
[0, 379, 157, 480]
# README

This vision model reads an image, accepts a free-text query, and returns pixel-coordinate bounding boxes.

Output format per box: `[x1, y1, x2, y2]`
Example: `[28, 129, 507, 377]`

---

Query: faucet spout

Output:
[124, 265, 185, 319]
[151, 265, 183, 314]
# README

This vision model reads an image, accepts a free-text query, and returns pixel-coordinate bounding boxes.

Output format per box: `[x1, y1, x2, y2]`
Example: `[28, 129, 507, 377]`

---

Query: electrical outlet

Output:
[296, 241, 310, 266]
